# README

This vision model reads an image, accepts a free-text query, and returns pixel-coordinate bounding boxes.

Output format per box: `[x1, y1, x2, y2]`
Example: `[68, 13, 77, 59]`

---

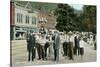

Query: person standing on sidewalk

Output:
[67, 31, 74, 60]
[53, 32, 60, 62]
[74, 33, 80, 56]
[62, 32, 68, 56]
[27, 33, 36, 61]
[79, 37, 85, 59]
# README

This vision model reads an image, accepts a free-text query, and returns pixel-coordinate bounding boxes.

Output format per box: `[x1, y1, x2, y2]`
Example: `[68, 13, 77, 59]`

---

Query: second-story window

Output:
[32, 17, 36, 24]
[25, 16, 27, 24]
[17, 13, 19, 22]
[17, 13, 23, 23]
[28, 16, 29, 24]
[26, 15, 29, 24]
[20, 14, 23, 23]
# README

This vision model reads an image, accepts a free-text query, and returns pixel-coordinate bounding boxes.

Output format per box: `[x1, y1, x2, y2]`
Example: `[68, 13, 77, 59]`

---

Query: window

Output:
[32, 17, 36, 24]
[17, 13, 23, 23]
[19, 14, 21, 22]
[28, 16, 29, 24]
[20, 14, 23, 23]
[26, 15, 29, 24]
[17, 13, 19, 22]
[25, 16, 27, 23]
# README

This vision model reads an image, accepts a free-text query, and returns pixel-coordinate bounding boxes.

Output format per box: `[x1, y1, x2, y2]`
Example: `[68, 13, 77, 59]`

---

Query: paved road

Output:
[11, 40, 96, 67]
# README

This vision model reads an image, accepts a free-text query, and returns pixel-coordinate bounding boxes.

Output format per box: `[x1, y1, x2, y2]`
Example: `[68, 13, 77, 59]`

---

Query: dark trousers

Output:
[68, 42, 74, 60]
[53, 43, 59, 62]
[37, 44, 42, 59]
[44, 42, 50, 59]
[63, 42, 68, 56]
[37, 43, 45, 60]
[54, 49, 59, 62]
[54, 49, 57, 61]
[74, 47, 80, 56]
[41, 46, 45, 60]
[68, 48, 73, 60]
[44, 47, 47, 59]
[53, 43, 56, 61]
[28, 48, 35, 61]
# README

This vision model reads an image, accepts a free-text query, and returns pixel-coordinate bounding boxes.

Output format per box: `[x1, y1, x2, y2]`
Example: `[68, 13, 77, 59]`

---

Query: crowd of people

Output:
[26, 29, 96, 62]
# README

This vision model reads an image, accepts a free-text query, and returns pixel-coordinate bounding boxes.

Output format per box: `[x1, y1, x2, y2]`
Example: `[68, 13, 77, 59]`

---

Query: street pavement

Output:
[11, 40, 96, 67]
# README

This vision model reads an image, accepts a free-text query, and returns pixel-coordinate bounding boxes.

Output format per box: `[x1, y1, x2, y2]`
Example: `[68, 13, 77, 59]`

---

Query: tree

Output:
[54, 4, 78, 33]
[82, 5, 96, 34]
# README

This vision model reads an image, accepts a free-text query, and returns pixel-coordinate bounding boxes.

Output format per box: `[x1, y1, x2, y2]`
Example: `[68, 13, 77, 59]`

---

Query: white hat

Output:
[68, 31, 72, 35]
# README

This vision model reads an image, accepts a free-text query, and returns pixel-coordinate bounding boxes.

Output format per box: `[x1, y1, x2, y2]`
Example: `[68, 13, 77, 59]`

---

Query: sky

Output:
[70, 4, 84, 10]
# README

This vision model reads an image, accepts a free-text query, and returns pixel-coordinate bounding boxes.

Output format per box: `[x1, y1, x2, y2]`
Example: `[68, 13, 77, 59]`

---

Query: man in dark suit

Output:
[74, 35, 80, 56]
[27, 33, 36, 61]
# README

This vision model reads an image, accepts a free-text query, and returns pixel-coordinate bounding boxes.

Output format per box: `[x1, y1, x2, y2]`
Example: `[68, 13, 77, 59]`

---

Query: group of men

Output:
[26, 30, 60, 62]
[26, 30, 87, 62]
[60, 31, 83, 60]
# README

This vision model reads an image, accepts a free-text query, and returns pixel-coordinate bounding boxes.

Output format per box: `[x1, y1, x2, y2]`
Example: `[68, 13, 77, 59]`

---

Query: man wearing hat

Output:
[67, 31, 74, 60]
[74, 32, 80, 56]
[27, 32, 36, 61]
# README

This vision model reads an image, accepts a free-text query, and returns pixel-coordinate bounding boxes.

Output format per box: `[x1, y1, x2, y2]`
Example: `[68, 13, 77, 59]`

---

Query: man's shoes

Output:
[38, 58, 41, 60]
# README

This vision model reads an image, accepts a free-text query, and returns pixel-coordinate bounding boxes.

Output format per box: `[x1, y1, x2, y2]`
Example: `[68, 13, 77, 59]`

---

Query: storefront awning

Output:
[16, 30, 26, 32]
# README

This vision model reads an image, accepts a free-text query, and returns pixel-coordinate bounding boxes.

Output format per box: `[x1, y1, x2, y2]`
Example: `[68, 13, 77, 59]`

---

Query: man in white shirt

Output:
[36, 34, 47, 60]
[67, 31, 74, 60]
[79, 38, 84, 58]
[62, 33, 69, 56]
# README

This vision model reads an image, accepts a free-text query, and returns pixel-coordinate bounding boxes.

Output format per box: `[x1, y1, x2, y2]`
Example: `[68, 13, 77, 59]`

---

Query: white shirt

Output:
[49, 35, 52, 41]
[35, 35, 39, 41]
[66, 35, 75, 47]
[66, 34, 69, 42]
[79, 40, 84, 48]
[68, 35, 74, 42]
[38, 37, 47, 46]
[60, 35, 65, 43]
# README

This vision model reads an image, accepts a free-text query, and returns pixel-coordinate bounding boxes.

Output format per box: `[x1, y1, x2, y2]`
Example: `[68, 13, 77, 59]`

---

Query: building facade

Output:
[10, 2, 38, 40]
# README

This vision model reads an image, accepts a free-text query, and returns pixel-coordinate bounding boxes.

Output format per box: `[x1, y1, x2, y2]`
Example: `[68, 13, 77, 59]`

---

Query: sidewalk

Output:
[11, 40, 96, 67]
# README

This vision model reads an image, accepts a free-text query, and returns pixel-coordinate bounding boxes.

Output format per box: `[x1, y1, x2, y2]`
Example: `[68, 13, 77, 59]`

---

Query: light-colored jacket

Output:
[55, 34, 60, 49]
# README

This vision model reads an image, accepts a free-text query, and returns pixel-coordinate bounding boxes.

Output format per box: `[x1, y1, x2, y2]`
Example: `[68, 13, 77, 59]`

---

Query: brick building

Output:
[10, 1, 38, 40]
[10, 1, 57, 40]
